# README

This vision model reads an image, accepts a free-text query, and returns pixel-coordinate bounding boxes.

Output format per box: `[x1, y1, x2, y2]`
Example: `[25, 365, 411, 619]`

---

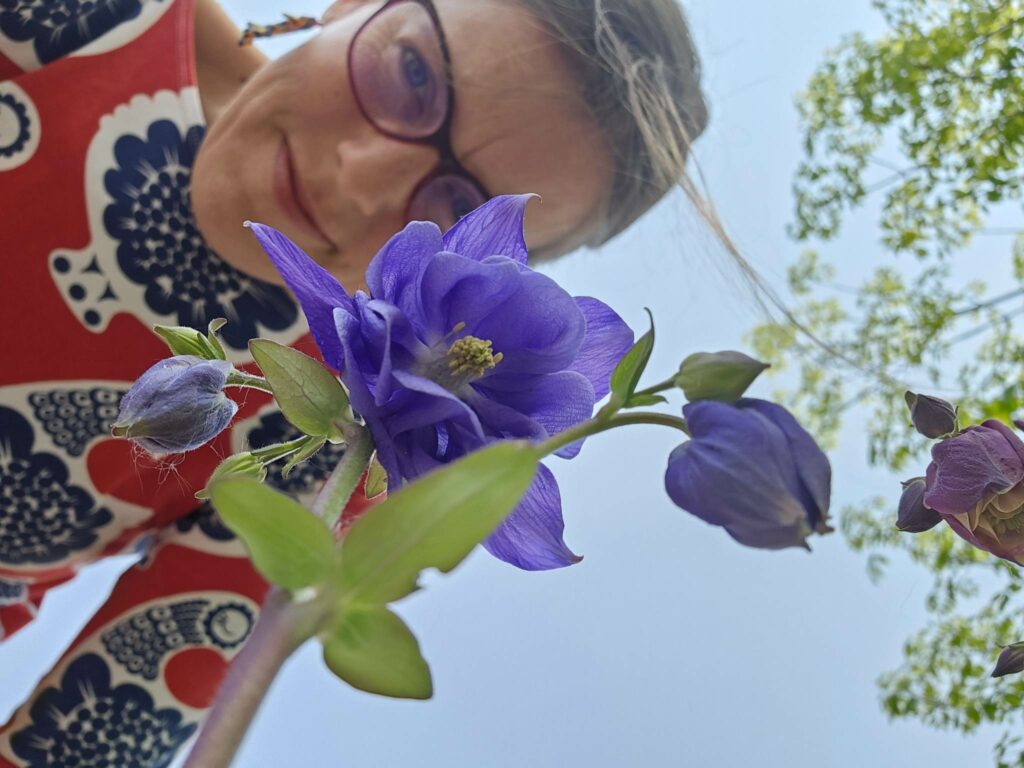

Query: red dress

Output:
[0, 2, 347, 764]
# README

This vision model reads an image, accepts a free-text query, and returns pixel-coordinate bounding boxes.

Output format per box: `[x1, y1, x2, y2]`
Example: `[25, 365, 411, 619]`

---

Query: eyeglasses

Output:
[348, 0, 490, 232]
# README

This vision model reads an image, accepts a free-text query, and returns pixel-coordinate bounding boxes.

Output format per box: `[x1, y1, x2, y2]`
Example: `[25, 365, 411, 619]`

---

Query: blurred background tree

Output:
[748, 0, 1024, 763]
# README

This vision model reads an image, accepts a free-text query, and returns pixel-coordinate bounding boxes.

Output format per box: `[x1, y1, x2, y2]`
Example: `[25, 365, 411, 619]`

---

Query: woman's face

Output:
[191, 0, 611, 288]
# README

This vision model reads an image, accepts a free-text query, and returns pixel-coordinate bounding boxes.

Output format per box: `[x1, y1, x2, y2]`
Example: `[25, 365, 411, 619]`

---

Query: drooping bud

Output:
[113, 356, 238, 456]
[896, 477, 942, 533]
[675, 351, 769, 404]
[665, 398, 832, 551]
[992, 642, 1024, 678]
[905, 391, 957, 438]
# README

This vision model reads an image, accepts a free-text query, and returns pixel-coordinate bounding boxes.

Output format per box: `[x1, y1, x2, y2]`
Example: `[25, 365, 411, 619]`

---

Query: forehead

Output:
[434, 0, 610, 252]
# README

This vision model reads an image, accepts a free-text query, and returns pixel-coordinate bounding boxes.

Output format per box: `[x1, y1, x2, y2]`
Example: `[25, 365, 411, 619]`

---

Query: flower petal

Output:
[569, 297, 634, 401]
[418, 253, 522, 341]
[468, 264, 586, 376]
[247, 222, 354, 370]
[737, 398, 832, 529]
[365, 221, 443, 317]
[475, 371, 594, 458]
[924, 423, 1024, 516]
[441, 194, 534, 265]
[483, 463, 582, 570]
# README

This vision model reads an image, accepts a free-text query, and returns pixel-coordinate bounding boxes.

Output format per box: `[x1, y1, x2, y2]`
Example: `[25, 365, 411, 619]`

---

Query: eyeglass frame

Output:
[346, 0, 492, 224]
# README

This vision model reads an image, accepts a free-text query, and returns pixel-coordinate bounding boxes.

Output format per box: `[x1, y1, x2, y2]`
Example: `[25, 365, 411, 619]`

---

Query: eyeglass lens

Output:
[350, 1, 487, 231]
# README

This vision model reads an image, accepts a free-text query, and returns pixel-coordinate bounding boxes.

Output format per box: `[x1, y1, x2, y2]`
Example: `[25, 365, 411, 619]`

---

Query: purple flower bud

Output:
[664, 399, 832, 550]
[924, 420, 1024, 564]
[113, 356, 238, 456]
[896, 477, 942, 533]
[905, 391, 957, 438]
[992, 642, 1024, 678]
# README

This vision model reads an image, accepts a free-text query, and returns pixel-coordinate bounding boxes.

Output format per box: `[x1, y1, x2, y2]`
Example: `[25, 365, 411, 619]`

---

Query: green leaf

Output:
[281, 435, 327, 478]
[339, 441, 538, 605]
[623, 393, 668, 408]
[153, 324, 222, 360]
[322, 605, 432, 699]
[209, 478, 336, 590]
[249, 339, 351, 440]
[364, 452, 388, 498]
[206, 318, 228, 361]
[599, 308, 655, 419]
[195, 452, 267, 500]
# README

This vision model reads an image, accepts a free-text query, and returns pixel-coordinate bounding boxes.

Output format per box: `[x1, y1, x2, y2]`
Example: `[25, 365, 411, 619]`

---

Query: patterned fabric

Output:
[0, 2, 348, 766]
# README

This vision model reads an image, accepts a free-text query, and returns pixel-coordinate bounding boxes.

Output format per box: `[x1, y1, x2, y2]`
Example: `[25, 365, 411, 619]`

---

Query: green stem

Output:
[250, 435, 313, 463]
[312, 426, 375, 529]
[632, 377, 678, 399]
[537, 411, 691, 457]
[226, 371, 274, 393]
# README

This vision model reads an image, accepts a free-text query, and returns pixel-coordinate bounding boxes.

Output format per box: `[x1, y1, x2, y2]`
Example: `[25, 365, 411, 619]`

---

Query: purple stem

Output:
[182, 588, 314, 768]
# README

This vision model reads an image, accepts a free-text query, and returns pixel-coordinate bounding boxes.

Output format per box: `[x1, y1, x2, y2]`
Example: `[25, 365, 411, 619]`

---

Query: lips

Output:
[273, 137, 335, 249]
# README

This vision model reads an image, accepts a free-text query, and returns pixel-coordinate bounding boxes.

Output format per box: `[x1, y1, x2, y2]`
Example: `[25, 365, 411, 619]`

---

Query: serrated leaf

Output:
[249, 339, 351, 440]
[281, 435, 327, 478]
[210, 478, 336, 590]
[624, 393, 668, 408]
[599, 309, 655, 419]
[322, 605, 432, 699]
[339, 441, 538, 605]
[364, 452, 388, 497]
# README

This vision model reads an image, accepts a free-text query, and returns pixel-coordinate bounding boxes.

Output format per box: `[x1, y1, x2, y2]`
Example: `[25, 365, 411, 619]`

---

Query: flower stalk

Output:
[537, 411, 691, 458]
[183, 430, 375, 767]
[182, 588, 326, 768]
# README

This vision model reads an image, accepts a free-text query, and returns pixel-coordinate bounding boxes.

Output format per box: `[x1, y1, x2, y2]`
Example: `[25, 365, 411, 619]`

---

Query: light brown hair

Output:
[516, 0, 710, 259]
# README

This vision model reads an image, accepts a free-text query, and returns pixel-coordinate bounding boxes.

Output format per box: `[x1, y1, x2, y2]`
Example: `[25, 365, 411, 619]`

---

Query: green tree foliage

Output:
[750, 0, 1024, 761]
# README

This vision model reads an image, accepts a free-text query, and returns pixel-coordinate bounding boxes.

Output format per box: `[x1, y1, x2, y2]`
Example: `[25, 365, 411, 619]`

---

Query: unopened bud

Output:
[896, 477, 942, 533]
[992, 642, 1024, 678]
[113, 356, 237, 456]
[904, 391, 958, 438]
[675, 351, 769, 403]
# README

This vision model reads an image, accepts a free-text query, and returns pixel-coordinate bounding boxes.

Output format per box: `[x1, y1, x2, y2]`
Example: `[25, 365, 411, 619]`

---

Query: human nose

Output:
[334, 134, 438, 218]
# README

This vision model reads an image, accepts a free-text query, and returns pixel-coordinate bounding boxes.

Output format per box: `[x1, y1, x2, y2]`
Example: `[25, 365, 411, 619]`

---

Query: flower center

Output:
[446, 336, 503, 384]
[982, 504, 1024, 536]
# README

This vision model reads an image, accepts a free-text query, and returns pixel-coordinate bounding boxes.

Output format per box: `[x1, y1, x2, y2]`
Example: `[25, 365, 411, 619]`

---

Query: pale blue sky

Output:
[1, 1, 1003, 766]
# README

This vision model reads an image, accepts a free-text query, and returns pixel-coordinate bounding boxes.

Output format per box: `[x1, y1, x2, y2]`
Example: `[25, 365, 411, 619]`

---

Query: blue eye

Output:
[400, 46, 430, 90]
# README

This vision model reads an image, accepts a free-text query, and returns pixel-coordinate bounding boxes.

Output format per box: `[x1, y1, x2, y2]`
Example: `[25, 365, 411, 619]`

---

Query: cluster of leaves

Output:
[749, 0, 1024, 762]
[843, 500, 1024, 738]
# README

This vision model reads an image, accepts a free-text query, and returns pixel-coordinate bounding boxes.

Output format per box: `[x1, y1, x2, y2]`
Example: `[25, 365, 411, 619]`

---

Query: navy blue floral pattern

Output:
[10, 652, 195, 767]
[101, 598, 253, 679]
[0, 91, 30, 158]
[173, 502, 235, 542]
[27, 386, 126, 457]
[101, 120, 298, 350]
[0, 406, 112, 565]
[101, 600, 206, 680]
[0, 577, 26, 605]
[0, 0, 157, 65]
[247, 411, 347, 497]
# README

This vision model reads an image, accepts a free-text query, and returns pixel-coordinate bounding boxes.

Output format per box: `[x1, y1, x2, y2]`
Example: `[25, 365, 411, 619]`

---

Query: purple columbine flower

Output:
[113, 356, 238, 456]
[247, 195, 633, 570]
[664, 399, 832, 550]
[924, 420, 1024, 564]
